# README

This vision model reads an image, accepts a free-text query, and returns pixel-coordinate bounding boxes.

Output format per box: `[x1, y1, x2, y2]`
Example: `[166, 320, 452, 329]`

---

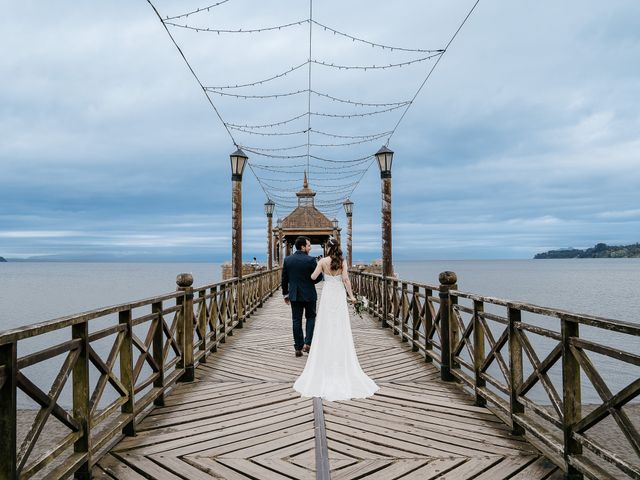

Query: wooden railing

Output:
[350, 269, 640, 480]
[0, 268, 280, 479]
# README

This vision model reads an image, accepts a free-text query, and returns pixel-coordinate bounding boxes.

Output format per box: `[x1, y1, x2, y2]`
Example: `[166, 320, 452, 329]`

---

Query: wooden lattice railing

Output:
[0, 268, 280, 479]
[350, 269, 640, 480]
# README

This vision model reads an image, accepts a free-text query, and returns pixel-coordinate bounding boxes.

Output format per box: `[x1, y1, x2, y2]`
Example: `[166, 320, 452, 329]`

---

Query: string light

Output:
[225, 113, 307, 129]
[311, 90, 409, 107]
[205, 88, 307, 99]
[311, 129, 392, 139]
[242, 143, 307, 152]
[147, 0, 479, 217]
[311, 20, 444, 53]
[205, 62, 309, 89]
[311, 52, 442, 70]
[165, 19, 309, 34]
[164, 0, 232, 21]
[228, 126, 308, 136]
[311, 103, 407, 118]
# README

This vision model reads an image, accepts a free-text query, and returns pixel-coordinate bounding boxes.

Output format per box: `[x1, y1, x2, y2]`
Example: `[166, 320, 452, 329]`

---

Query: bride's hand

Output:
[348, 296, 356, 304]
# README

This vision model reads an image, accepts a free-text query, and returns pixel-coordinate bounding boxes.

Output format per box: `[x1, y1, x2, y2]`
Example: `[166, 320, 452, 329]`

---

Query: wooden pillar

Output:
[508, 306, 525, 435]
[473, 300, 486, 407]
[285, 241, 291, 257]
[267, 214, 273, 270]
[438, 271, 457, 381]
[411, 285, 420, 352]
[0, 342, 17, 479]
[401, 282, 408, 342]
[346, 213, 353, 267]
[381, 276, 389, 328]
[562, 317, 583, 479]
[119, 309, 136, 436]
[381, 174, 393, 278]
[72, 321, 90, 479]
[232, 177, 243, 280]
[152, 301, 165, 406]
[177, 273, 195, 382]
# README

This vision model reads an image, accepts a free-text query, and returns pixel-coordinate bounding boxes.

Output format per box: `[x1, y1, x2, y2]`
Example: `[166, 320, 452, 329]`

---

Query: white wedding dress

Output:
[293, 273, 379, 401]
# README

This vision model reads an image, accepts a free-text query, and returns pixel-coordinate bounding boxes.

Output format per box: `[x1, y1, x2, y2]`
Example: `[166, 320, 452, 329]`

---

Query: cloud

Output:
[1, 1, 639, 260]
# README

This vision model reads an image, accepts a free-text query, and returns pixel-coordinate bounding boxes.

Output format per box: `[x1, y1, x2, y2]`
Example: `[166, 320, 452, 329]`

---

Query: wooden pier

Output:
[1, 268, 638, 479]
[93, 285, 560, 480]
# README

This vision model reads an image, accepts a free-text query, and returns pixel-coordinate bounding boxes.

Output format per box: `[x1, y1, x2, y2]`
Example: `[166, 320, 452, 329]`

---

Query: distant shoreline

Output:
[534, 242, 640, 259]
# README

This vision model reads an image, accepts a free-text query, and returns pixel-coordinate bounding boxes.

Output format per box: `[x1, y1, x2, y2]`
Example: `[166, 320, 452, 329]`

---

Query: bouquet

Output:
[351, 295, 368, 317]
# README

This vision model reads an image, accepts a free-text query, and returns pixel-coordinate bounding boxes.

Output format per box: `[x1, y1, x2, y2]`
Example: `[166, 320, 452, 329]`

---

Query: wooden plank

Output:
[401, 458, 469, 480]
[95, 453, 148, 480]
[99, 288, 561, 480]
[313, 397, 330, 480]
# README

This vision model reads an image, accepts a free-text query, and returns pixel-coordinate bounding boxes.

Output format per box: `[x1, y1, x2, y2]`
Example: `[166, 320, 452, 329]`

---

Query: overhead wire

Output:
[150, 1, 480, 215]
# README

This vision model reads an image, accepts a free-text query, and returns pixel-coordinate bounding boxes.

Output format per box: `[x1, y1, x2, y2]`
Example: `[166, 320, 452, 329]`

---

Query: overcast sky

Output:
[1, 1, 639, 261]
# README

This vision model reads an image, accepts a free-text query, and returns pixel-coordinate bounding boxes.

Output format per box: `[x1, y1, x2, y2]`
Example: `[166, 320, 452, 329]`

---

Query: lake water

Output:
[0, 260, 638, 406]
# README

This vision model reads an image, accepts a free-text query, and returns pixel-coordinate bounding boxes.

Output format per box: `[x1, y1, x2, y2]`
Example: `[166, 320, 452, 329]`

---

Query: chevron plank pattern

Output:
[94, 286, 562, 479]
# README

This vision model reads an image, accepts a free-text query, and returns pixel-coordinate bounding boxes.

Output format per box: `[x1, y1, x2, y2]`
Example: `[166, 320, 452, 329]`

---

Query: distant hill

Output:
[0, 256, 6, 262]
[534, 243, 640, 259]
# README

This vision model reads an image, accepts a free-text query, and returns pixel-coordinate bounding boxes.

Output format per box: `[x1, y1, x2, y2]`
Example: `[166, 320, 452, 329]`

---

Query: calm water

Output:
[0, 260, 638, 406]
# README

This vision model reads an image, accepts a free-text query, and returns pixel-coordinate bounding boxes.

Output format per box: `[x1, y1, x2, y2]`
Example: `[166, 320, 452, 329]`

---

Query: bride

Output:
[293, 238, 379, 401]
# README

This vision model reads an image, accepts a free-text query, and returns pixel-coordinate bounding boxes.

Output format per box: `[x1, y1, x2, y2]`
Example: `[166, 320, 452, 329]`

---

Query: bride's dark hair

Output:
[327, 238, 343, 272]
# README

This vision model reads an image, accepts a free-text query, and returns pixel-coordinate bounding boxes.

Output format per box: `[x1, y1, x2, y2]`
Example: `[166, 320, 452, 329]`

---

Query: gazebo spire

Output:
[303, 170, 308, 188]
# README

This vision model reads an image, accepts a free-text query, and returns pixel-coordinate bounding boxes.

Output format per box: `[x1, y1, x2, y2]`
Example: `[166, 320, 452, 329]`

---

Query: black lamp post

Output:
[376, 146, 394, 278]
[264, 199, 275, 270]
[343, 198, 354, 267]
[230, 148, 248, 280]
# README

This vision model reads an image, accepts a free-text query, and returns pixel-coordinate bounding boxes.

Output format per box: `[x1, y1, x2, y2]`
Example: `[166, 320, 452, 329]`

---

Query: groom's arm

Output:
[311, 258, 323, 284]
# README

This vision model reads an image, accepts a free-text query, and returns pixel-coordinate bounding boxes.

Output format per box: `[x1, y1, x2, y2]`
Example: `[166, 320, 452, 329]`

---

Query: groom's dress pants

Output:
[290, 300, 316, 350]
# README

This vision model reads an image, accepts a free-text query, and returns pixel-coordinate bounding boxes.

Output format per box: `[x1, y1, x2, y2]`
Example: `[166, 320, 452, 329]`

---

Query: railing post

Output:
[259, 274, 264, 308]
[473, 300, 486, 407]
[439, 271, 457, 381]
[411, 285, 420, 352]
[177, 273, 195, 382]
[119, 308, 136, 436]
[508, 306, 525, 435]
[220, 284, 228, 343]
[381, 276, 389, 328]
[424, 288, 433, 363]
[72, 321, 90, 479]
[561, 316, 583, 479]
[401, 282, 408, 342]
[236, 278, 244, 329]
[210, 286, 218, 353]
[392, 279, 400, 335]
[198, 291, 207, 363]
[0, 342, 17, 480]
[152, 301, 165, 407]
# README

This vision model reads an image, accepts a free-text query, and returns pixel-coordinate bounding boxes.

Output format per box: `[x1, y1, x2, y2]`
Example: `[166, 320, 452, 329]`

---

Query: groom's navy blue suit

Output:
[282, 250, 323, 351]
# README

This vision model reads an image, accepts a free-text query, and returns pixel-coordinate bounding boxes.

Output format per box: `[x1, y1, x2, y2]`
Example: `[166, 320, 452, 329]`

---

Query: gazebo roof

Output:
[281, 205, 333, 230]
[296, 172, 316, 198]
[281, 173, 334, 231]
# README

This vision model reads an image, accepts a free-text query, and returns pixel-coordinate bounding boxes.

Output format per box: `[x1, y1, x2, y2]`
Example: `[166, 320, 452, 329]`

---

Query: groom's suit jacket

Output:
[282, 251, 323, 302]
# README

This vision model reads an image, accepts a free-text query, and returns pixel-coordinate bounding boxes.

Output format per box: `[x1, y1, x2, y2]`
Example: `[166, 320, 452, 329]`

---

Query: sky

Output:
[1, 1, 639, 261]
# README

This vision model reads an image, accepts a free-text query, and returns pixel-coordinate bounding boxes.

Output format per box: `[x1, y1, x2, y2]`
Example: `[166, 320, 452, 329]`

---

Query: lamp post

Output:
[230, 148, 248, 280]
[343, 198, 353, 267]
[264, 199, 275, 270]
[376, 146, 394, 278]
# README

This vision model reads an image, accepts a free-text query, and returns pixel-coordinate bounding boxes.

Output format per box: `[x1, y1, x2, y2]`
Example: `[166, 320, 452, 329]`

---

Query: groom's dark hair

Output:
[294, 236, 310, 250]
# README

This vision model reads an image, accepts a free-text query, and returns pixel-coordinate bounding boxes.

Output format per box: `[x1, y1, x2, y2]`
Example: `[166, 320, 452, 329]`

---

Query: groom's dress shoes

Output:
[295, 350, 303, 357]
[302, 344, 310, 353]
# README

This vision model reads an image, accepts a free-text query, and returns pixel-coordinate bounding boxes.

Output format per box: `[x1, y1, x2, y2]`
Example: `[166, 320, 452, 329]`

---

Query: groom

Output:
[281, 236, 323, 357]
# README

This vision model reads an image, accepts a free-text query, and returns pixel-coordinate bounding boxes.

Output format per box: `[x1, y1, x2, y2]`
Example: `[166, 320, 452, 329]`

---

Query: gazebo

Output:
[274, 173, 340, 262]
